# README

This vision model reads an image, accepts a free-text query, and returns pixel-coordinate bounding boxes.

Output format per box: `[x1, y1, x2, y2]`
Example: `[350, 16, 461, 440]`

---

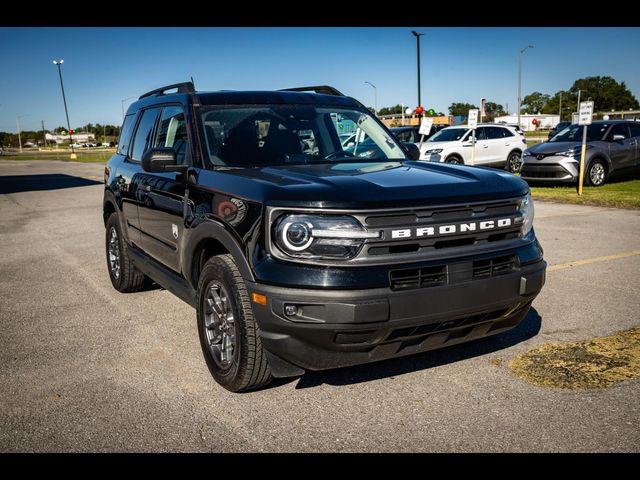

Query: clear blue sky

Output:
[1, 27, 639, 132]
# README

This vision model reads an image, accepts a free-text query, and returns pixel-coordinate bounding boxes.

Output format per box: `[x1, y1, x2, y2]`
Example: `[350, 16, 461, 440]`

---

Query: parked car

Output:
[520, 120, 640, 186]
[419, 124, 527, 173]
[103, 82, 545, 392]
[547, 121, 571, 140]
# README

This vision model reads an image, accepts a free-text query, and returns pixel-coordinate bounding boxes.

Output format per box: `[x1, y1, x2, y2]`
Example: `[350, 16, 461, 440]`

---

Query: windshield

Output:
[427, 128, 469, 142]
[199, 106, 407, 168]
[550, 123, 610, 142]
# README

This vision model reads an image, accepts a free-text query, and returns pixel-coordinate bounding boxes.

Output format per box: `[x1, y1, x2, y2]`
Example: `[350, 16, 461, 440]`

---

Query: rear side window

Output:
[117, 114, 137, 155]
[130, 108, 161, 161]
[608, 124, 630, 140]
[629, 123, 640, 138]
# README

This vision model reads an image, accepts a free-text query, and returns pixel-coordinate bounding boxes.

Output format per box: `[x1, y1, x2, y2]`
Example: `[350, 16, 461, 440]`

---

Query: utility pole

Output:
[517, 45, 534, 130]
[16, 116, 23, 153]
[559, 93, 563, 122]
[411, 31, 424, 116]
[364, 81, 377, 116]
[53, 60, 76, 159]
[42, 120, 46, 148]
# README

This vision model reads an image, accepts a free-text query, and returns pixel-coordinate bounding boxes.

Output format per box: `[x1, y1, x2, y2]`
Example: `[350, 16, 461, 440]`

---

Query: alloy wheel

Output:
[108, 226, 121, 279]
[203, 282, 237, 369]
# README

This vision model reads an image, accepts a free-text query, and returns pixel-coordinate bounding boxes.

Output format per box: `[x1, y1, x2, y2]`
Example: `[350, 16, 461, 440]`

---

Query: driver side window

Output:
[155, 106, 189, 165]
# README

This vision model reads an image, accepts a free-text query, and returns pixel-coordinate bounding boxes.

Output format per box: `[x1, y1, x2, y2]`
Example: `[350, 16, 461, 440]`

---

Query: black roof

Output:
[195, 90, 361, 108]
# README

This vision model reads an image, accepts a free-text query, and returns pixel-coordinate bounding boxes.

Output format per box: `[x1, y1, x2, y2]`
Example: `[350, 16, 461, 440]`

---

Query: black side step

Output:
[129, 248, 197, 308]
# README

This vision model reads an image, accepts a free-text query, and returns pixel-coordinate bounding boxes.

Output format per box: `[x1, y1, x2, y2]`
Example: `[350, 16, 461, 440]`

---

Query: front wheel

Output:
[197, 254, 272, 392]
[585, 159, 607, 187]
[506, 151, 522, 174]
[445, 155, 463, 165]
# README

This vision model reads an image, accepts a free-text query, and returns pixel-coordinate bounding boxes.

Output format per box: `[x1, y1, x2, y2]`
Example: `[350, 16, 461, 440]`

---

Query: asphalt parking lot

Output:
[1, 160, 639, 452]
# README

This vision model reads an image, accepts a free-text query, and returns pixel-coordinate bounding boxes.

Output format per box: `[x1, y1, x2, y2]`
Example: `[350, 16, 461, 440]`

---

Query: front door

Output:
[471, 127, 490, 164]
[628, 123, 640, 167]
[137, 105, 190, 273]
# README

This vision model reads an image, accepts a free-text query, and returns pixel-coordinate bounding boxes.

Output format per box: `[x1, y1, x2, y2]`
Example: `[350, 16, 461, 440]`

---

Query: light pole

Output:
[411, 30, 424, 116]
[517, 45, 534, 129]
[53, 59, 76, 159]
[16, 115, 25, 153]
[121, 96, 136, 118]
[364, 81, 377, 116]
[559, 92, 563, 121]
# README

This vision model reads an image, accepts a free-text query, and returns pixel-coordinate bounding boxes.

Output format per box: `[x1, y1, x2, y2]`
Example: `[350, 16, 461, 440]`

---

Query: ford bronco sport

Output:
[103, 82, 546, 392]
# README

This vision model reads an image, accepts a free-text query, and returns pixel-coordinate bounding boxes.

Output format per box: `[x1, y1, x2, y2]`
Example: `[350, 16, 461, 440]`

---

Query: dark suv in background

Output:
[104, 82, 545, 392]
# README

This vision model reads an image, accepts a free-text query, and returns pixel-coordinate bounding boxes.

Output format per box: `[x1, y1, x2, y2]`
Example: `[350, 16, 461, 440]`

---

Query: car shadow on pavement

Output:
[0, 174, 102, 194]
[283, 307, 542, 390]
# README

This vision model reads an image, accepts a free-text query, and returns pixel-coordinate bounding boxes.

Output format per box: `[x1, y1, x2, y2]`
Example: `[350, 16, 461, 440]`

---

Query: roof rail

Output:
[139, 81, 196, 100]
[279, 85, 344, 97]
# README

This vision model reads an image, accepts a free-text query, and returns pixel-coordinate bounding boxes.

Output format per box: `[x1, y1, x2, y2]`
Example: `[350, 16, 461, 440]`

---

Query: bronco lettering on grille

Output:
[390, 217, 517, 240]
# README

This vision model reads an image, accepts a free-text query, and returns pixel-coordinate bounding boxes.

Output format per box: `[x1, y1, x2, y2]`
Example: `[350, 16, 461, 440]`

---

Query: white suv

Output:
[419, 124, 527, 173]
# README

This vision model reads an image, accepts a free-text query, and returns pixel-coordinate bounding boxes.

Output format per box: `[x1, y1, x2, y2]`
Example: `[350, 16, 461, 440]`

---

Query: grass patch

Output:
[0, 150, 113, 163]
[530, 179, 640, 209]
[508, 327, 640, 390]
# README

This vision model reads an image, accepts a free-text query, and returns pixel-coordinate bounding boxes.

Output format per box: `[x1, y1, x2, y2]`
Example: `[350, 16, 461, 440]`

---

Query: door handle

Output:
[483, 145, 489, 148]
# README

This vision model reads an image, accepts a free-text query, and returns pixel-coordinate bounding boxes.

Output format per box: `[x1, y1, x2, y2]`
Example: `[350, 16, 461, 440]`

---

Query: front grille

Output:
[472, 255, 517, 278]
[521, 164, 570, 179]
[390, 265, 447, 290]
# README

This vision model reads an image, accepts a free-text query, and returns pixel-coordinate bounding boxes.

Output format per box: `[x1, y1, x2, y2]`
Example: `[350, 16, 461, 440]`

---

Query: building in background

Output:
[378, 114, 452, 128]
[45, 132, 96, 145]
[494, 114, 560, 132]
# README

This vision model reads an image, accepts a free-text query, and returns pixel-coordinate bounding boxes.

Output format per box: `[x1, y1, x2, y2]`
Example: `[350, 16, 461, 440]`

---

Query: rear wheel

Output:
[506, 151, 522, 174]
[585, 159, 607, 187]
[197, 254, 272, 392]
[105, 213, 146, 292]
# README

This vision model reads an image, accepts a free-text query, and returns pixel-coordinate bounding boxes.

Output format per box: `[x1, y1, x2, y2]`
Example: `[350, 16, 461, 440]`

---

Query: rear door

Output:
[137, 105, 190, 273]
[606, 123, 635, 171]
[628, 123, 640, 167]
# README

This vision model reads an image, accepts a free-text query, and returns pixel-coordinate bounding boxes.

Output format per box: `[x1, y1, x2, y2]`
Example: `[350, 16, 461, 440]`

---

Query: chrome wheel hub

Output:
[204, 282, 236, 368]
[108, 227, 121, 279]
[590, 163, 605, 185]
[509, 153, 522, 173]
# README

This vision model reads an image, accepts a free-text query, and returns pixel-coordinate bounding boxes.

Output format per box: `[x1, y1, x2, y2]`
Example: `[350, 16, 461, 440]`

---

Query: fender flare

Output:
[182, 220, 255, 289]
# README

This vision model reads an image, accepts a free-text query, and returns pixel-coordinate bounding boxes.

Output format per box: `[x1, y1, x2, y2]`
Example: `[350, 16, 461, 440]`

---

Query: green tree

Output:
[521, 92, 550, 114]
[483, 101, 506, 121]
[448, 102, 478, 116]
[568, 76, 639, 112]
[378, 104, 404, 116]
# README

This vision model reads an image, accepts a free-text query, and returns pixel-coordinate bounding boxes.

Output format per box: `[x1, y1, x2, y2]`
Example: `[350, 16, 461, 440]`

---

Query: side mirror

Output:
[611, 134, 626, 142]
[141, 148, 185, 173]
[403, 142, 421, 161]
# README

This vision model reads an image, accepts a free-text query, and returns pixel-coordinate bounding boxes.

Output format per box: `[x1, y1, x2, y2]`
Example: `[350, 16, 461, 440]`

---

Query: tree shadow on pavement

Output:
[281, 307, 542, 390]
[0, 174, 102, 194]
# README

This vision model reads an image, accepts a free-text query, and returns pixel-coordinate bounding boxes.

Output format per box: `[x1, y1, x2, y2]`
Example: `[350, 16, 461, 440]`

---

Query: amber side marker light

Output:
[251, 293, 268, 305]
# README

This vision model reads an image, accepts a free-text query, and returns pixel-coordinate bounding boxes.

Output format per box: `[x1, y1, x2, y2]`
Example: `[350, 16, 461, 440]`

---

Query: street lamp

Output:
[364, 81, 377, 116]
[53, 59, 76, 159]
[517, 45, 534, 129]
[121, 96, 136, 118]
[16, 115, 26, 153]
[411, 30, 424, 116]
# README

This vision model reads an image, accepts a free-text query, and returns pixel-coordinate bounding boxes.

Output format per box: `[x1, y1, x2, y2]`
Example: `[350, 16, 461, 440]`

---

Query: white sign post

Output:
[468, 109, 479, 165]
[418, 117, 434, 150]
[577, 101, 594, 195]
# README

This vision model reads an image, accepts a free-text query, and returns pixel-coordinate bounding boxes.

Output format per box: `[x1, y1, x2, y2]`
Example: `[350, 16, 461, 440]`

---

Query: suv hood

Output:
[203, 161, 529, 209]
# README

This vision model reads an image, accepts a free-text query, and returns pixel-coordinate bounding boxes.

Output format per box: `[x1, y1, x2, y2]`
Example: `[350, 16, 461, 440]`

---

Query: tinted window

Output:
[155, 106, 189, 165]
[629, 123, 640, 138]
[474, 127, 488, 140]
[117, 114, 137, 156]
[395, 130, 415, 142]
[130, 108, 161, 161]
[501, 128, 514, 137]
[486, 127, 509, 139]
[608, 124, 630, 140]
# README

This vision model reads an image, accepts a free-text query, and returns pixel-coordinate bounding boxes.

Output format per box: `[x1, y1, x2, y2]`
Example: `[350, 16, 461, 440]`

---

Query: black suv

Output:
[104, 82, 546, 392]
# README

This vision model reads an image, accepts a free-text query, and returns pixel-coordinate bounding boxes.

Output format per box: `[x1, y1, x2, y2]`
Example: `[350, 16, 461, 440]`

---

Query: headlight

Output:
[556, 145, 591, 157]
[519, 193, 534, 236]
[273, 214, 380, 260]
[523, 149, 531, 156]
[425, 148, 442, 154]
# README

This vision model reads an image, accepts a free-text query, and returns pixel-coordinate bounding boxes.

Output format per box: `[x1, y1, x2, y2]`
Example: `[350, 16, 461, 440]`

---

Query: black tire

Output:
[506, 150, 522, 174]
[105, 213, 146, 292]
[445, 155, 463, 165]
[197, 254, 272, 392]
[584, 159, 607, 187]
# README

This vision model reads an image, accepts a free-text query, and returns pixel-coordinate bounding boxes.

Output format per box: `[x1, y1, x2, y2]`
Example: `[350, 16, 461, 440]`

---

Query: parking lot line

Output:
[547, 250, 640, 272]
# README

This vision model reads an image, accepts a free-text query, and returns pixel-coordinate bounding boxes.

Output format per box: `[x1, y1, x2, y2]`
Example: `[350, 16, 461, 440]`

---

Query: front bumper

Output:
[248, 257, 546, 377]
[520, 155, 579, 182]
